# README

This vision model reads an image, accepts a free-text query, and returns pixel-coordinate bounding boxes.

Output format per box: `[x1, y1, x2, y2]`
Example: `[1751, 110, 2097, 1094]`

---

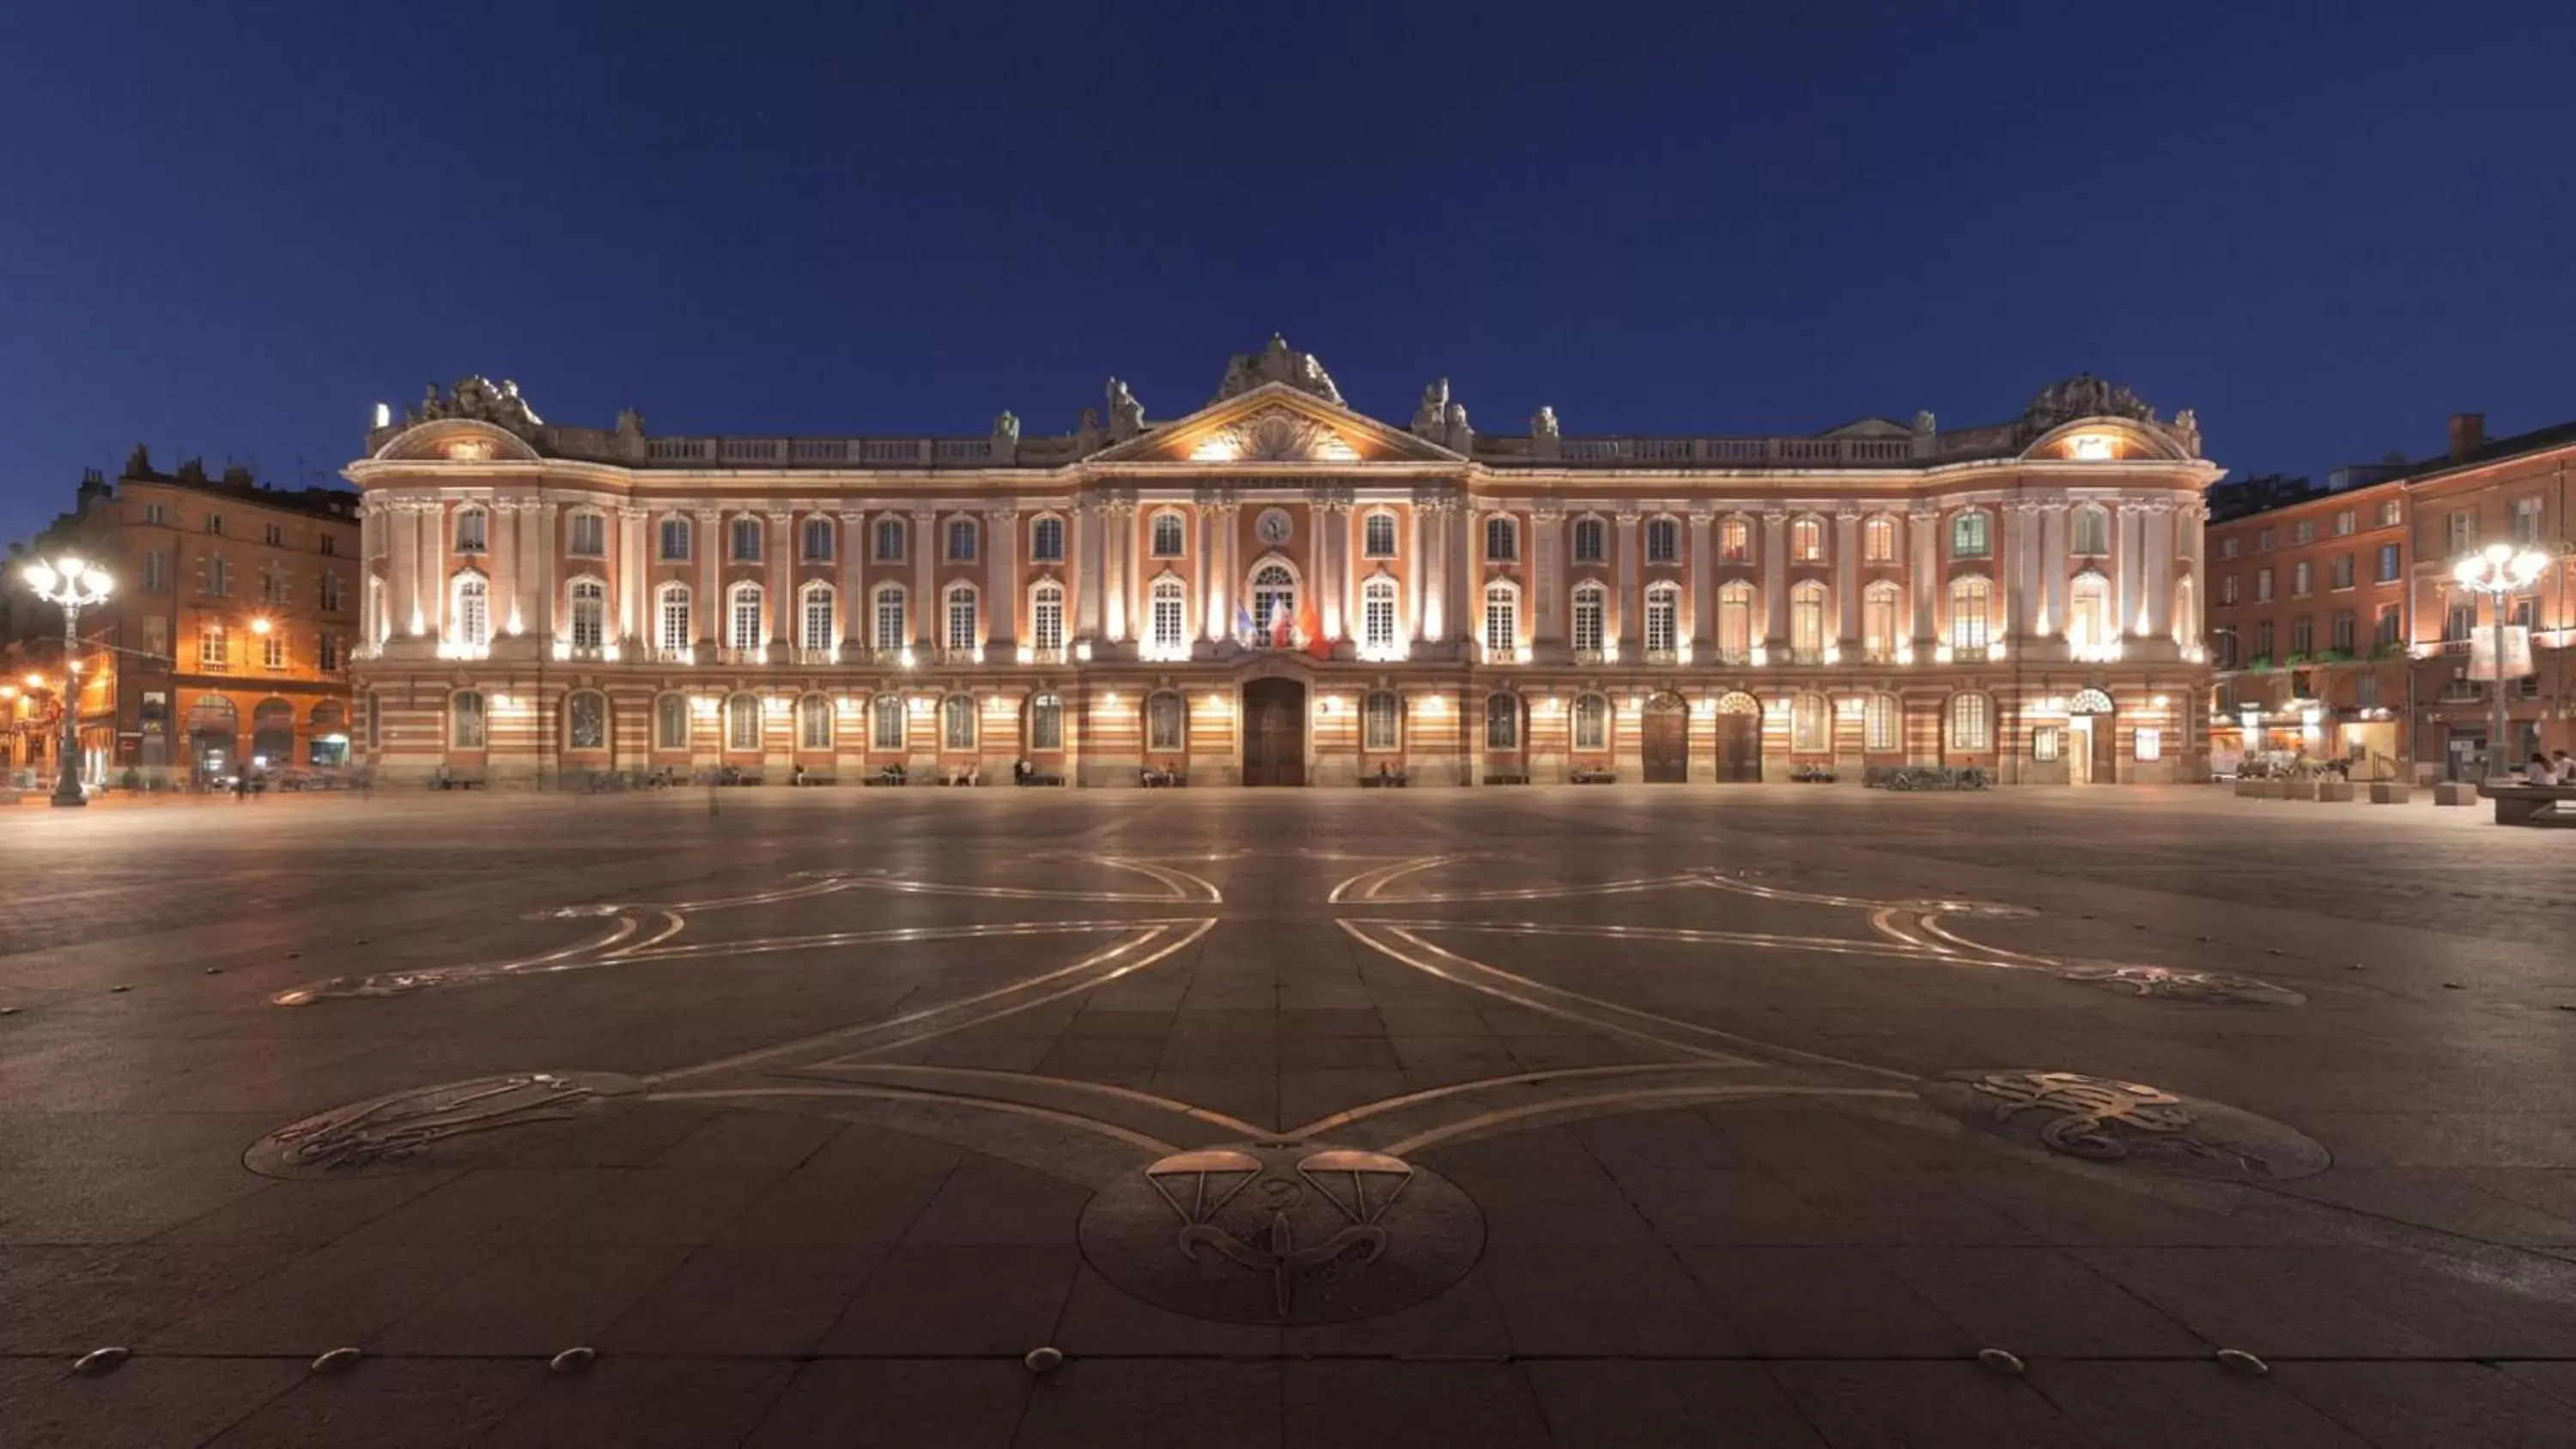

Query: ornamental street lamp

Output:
[20, 555, 112, 807]
[2451, 543, 2549, 780]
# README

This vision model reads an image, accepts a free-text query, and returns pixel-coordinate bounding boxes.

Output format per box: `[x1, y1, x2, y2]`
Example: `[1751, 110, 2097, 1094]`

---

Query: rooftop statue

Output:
[408, 375, 545, 430]
[1106, 379, 1145, 439]
[993, 409, 1021, 444]
[1212, 334, 1346, 407]
[2025, 374, 2154, 430]
[1531, 405, 1559, 439]
[1412, 379, 1450, 435]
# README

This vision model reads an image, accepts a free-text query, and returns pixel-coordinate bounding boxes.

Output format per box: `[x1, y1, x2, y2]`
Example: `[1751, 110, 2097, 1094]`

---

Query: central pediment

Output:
[1090, 383, 1464, 467]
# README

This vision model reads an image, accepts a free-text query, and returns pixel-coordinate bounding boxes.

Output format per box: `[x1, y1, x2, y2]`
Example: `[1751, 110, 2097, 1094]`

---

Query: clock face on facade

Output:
[1255, 507, 1294, 546]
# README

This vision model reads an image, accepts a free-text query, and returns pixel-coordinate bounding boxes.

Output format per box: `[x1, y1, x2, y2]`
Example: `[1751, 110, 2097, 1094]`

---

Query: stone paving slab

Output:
[5, 786, 2576, 1444]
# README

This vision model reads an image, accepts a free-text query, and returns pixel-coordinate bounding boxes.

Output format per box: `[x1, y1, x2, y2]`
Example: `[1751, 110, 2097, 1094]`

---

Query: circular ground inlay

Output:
[246, 1071, 643, 1179]
[1924, 1069, 2330, 1181]
[1078, 1142, 1484, 1325]
[2057, 963, 2306, 1006]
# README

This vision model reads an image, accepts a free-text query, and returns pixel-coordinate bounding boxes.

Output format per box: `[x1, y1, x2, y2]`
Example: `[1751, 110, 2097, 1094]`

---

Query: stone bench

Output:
[1483, 773, 1531, 785]
[1360, 774, 1409, 788]
[1571, 771, 1618, 785]
[2476, 782, 2576, 826]
[2234, 779, 2279, 798]
[1016, 773, 1066, 787]
[2368, 781, 2411, 804]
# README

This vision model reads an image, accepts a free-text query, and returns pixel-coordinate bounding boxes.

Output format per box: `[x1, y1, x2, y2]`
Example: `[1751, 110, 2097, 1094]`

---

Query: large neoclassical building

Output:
[348, 341, 2216, 786]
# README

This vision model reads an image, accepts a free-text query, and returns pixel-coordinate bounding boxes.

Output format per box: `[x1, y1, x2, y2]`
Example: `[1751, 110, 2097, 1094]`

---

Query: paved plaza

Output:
[4, 785, 2575, 1446]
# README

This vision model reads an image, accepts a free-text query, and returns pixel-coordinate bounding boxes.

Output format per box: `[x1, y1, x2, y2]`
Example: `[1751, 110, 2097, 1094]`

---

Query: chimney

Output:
[2448, 412, 2486, 463]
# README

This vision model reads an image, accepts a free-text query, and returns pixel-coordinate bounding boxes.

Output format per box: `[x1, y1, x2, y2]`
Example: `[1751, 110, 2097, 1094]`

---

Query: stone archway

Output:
[1711, 691, 1763, 783]
[1242, 677, 1307, 786]
[1641, 692, 1690, 784]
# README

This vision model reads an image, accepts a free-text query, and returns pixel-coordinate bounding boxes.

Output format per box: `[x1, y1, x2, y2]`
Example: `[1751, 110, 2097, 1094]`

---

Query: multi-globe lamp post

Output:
[2451, 542, 2549, 779]
[19, 555, 112, 807]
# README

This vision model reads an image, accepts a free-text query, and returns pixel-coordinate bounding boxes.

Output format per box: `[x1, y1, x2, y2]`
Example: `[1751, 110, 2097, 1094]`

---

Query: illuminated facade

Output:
[347, 344, 2216, 785]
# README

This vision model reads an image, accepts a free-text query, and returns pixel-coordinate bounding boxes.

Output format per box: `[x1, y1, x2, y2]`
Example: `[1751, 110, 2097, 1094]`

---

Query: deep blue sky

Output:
[5, 2, 2572, 543]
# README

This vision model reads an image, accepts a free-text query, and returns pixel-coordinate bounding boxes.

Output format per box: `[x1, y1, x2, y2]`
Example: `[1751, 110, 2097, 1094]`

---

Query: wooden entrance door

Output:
[2088, 712, 2119, 784]
[1642, 696, 1689, 783]
[1712, 713, 1762, 782]
[1242, 678, 1306, 786]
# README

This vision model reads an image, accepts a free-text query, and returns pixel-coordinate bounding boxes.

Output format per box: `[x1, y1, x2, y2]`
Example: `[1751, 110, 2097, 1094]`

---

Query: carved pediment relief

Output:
[1191, 408, 1362, 464]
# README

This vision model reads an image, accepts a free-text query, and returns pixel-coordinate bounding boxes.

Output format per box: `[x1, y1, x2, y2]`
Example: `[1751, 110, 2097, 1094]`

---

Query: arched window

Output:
[941, 694, 976, 750]
[1951, 510, 1991, 560]
[1948, 692, 1991, 752]
[1716, 581, 1755, 660]
[1573, 693, 1610, 752]
[1482, 580, 1517, 657]
[799, 583, 835, 652]
[1030, 580, 1065, 652]
[1028, 693, 1064, 751]
[1645, 516, 1681, 564]
[1030, 515, 1065, 562]
[1862, 580, 1900, 661]
[945, 518, 978, 562]
[801, 516, 835, 561]
[569, 578, 605, 651]
[1485, 514, 1518, 562]
[726, 694, 762, 751]
[945, 585, 980, 652]
[1720, 515, 1751, 562]
[454, 507, 487, 554]
[2067, 572, 2111, 650]
[567, 691, 608, 750]
[1485, 693, 1520, 751]
[1790, 692, 1831, 752]
[568, 511, 606, 557]
[2070, 504, 2110, 556]
[1864, 693, 1900, 752]
[730, 517, 762, 562]
[1364, 575, 1401, 654]
[2068, 688, 2116, 715]
[1151, 511, 1186, 558]
[1789, 580, 1828, 655]
[654, 693, 690, 751]
[1790, 515, 1825, 563]
[1146, 692, 1184, 752]
[1644, 582, 1680, 654]
[874, 517, 906, 561]
[1862, 514, 1896, 564]
[1948, 576, 1992, 650]
[872, 694, 906, 750]
[656, 584, 691, 654]
[1571, 516, 1607, 563]
[450, 690, 485, 749]
[1571, 581, 1607, 652]
[1250, 562, 1297, 640]
[1148, 576, 1187, 655]
[798, 694, 833, 750]
[727, 582, 764, 652]
[1363, 511, 1398, 559]
[1362, 690, 1401, 752]
[452, 573, 490, 649]
[873, 585, 907, 652]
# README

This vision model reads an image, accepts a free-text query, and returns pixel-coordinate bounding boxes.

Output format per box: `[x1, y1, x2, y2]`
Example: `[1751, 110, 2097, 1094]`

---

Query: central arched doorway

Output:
[1712, 691, 1763, 782]
[187, 694, 240, 783]
[1641, 692, 1690, 783]
[1241, 677, 1306, 786]
[2069, 688, 2117, 785]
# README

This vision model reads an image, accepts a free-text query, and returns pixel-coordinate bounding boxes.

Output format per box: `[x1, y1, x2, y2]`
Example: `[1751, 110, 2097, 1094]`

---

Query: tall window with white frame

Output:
[800, 584, 835, 653]
[1572, 517, 1606, 563]
[946, 586, 979, 653]
[455, 508, 487, 554]
[1865, 693, 1899, 752]
[1645, 583, 1680, 656]
[1149, 577, 1186, 657]
[941, 694, 975, 751]
[728, 584, 764, 652]
[1485, 514, 1518, 563]
[801, 517, 833, 561]
[1030, 582, 1064, 653]
[726, 694, 761, 751]
[1030, 516, 1065, 562]
[1645, 517, 1680, 564]
[1250, 564, 1296, 641]
[1948, 576, 1991, 651]
[1571, 582, 1606, 652]
[875, 518, 906, 562]
[657, 584, 691, 654]
[655, 694, 689, 751]
[1862, 581, 1899, 662]
[1790, 516, 1824, 563]
[731, 517, 762, 562]
[1481, 580, 1516, 659]
[798, 694, 832, 751]
[1146, 693, 1184, 752]
[1789, 580, 1826, 658]
[2071, 505, 2109, 555]
[1364, 576, 1400, 656]
[570, 579, 605, 652]
[451, 690, 485, 749]
[1151, 512, 1185, 558]
[453, 573, 490, 652]
[1791, 693, 1830, 753]
[1028, 693, 1063, 751]
[1364, 512, 1398, 560]
[569, 512, 605, 557]
[1863, 514, 1896, 564]
[874, 586, 908, 652]
[1949, 693, 1990, 752]
[1717, 581, 1754, 662]
[1362, 691, 1400, 752]
[946, 518, 977, 562]
[1951, 511, 1991, 560]
[872, 694, 905, 750]
[1485, 693, 1519, 752]
[659, 517, 691, 561]
[1573, 694, 1609, 752]
[568, 692, 607, 750]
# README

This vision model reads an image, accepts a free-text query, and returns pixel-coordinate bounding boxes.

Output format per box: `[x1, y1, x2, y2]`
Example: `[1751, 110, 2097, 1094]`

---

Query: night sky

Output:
[5, 2, 2571, 543]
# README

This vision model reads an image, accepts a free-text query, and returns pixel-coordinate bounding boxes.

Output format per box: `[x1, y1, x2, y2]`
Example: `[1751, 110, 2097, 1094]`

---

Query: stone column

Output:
[417, 500, 446, 640]
[385, 500, 416, 637]
[1532, 503, 1564, 646]
[911, 508, 938, 648]
[1761, 509, 1789, 646]
[1833, 507, 1861, 648]
[838, 512, 866, 660]
[2143, 500, 2176, 638]
[488, 500, 520, 638]
[1687, 507, 1714, 650]
[1448, 499, 1473, 648]
[1195, 494, 1219, 642]
[1316, 498, 1346, 642]
[1102, 500, 1131, 644]
[2110, 501, 2135, 637]
[2177, 500, 2206, 646]
[1407, 496, 1430, 642]
[1909, 507, 1941, 646]
[2043, 502, 2069, 640]
[1613, 508, 1642, 651]
[1212, 496, 1238, 642]
[694, 510, 721, 649]
[618, 506, 647, 648]
[531, 501, 557, 643]
[987, 507, 1018, 649]
[767, 512, 793, 648]
[1073, 500, 1101, 640]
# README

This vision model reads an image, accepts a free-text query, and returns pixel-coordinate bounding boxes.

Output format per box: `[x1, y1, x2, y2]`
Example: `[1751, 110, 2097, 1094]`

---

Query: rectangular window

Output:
[2333, 510, 2355, 537]
[1574, 697, 1608, 752]
[2330, 611, 2355, 652]
[320, 535, 337, 555]
[318, 634, 341, 671]
[263, 634, 287, 670]
[1478, 591, 1510, 656]
[2512, 496, 2543, 542]
[144, 550, 168, 591]
[2218, 537, 2239, 561]
[2134, 727, 2162, 762]
[801, 518, 833, 561]
[1362, 693, 1400, 751]
[1645, 518, 1680, 563]
[568, 513, 605, 556]
[946, 518, 977, 562]
[1151, 588, 1184, 653]
[799, 697, 832, 750]
[1644, 592, 1677, 653]
[2254, 568, 2273, 603]
[2356, 672, 2379, 707]
[2292, 561, 2312, 597]
[264, 523, 284, 546]
[144, 502, 168, 525]
[802, 591, 835, 652]
[2219, 574, 2238, 605]
[875, 592, 907, 652]
[454, 511, 485, 552]
[1032, 591, 1063, 651]
[320, 573, 343, 611]
[2377, 543, 2400, 582]
[1365, 587, 1400, 652]
[1030, 517, 1064, 562]
[873, 697, 906, 749]
[2254, 621, 2275, 658]
[659, 518, 691, 561]
[2330, 555, 2354, 590]
[2446, 511, 2474, 554]
[2445, 603, 2476, 641]
[658, 591, 691, 652]
[572, 585, 606, 650]
[2291, 519, 2314, 545]
[876, 518, 906, 561]
[452, 693, 486, 749]
[731, 517, 762, 561]
[2376, 604, 2402, 646]
[1865, 695, 1898, 752]
[2255, 528, 2273, 553]
[143, 616, 167, 658]
[1950, 694, 1990, 751]
[2032, 725, 2061, 762]
[570, 694, 608, 750]
[1364, 512, 1397, 558]
[2291, 617, 2313, 655]
[199, 623, 228, 667]
[1571, 591, 1604, 652]
[947, 591, 978, 652]
[207, 555, 231, 597]
[2378, 499, 2401, 527]
[206, 512, 224, 535]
